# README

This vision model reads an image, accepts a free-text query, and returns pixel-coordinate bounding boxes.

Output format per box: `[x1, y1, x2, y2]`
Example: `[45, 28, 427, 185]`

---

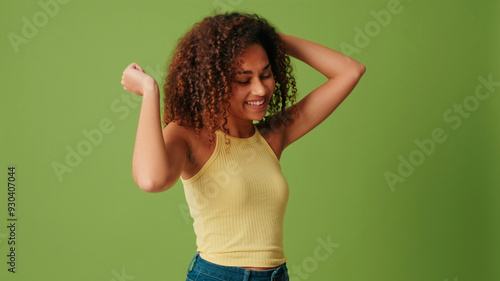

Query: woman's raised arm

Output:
[121, 63, 187, 192]
[278, 34, 366, 149]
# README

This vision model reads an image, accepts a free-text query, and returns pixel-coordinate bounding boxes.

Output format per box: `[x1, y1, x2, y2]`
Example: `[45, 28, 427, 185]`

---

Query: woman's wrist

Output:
[142, 77, 159, 97]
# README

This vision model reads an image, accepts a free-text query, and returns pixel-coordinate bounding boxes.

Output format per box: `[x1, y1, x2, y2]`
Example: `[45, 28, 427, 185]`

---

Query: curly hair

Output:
[162, 12, 297, 143]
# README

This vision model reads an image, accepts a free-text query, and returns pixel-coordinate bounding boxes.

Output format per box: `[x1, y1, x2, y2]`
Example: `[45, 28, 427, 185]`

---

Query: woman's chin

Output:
[251, 113, 267, 121]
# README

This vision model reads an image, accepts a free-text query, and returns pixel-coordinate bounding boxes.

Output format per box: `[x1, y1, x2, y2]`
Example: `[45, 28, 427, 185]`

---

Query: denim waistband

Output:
[187, 252, 288, 280]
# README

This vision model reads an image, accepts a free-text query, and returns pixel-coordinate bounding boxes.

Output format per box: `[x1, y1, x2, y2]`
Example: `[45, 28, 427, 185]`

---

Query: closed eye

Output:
[235, 73, 272, 85]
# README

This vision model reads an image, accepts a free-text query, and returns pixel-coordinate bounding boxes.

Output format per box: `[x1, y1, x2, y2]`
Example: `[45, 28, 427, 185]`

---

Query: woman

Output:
[121, 12, 365, 281]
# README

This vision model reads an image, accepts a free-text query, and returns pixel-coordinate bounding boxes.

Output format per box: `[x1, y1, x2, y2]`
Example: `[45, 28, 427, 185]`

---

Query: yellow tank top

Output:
[181, 126, 289, 267]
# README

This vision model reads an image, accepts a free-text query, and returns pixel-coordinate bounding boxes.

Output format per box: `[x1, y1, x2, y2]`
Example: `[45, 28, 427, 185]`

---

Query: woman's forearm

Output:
[280, 33, 365, 78]
[132, 84, 170, 192]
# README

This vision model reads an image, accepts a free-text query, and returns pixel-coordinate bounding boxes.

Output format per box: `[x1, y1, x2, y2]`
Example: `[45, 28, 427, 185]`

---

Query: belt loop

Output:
[187, 252, 199, 275]
[270, 263, 286, 280]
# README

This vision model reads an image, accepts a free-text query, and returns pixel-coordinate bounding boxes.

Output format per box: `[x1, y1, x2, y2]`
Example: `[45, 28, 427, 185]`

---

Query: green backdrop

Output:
[1, 0, 499, 280]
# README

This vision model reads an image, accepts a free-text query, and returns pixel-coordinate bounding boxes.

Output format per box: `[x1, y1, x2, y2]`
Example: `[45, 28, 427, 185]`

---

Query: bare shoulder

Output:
[163, 122, 215, 179]
[162, 121, 191, 147]
[162, 122, 210, 150]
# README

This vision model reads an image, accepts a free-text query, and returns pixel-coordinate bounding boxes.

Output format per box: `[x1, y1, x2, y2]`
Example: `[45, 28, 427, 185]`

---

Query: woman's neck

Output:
[223, 117, 256, 138]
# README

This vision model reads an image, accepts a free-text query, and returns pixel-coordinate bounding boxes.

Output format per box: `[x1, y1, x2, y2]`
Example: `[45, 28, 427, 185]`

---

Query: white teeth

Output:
[247, 100, 264, 106]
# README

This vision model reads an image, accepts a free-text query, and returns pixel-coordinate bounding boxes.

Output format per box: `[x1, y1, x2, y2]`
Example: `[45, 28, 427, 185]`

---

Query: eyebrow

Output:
[238, 63, 271, 74]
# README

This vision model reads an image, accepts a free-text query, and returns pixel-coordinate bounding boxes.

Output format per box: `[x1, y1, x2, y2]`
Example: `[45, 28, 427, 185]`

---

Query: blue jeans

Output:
[186, 252, 289, 281]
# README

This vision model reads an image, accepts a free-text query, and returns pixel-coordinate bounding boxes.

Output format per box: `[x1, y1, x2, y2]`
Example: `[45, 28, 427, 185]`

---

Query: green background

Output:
[1, 0, 499, 280]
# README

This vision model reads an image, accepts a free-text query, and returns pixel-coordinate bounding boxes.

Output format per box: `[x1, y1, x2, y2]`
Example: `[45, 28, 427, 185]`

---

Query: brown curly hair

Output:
[162, 12, 297, 142]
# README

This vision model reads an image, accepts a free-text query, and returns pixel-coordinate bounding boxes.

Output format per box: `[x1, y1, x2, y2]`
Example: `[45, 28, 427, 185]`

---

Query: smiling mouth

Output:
[246, 99, 265, 106]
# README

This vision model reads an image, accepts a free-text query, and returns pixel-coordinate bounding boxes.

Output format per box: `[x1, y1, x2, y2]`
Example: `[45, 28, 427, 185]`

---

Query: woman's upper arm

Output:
[159, 123, 189, 190]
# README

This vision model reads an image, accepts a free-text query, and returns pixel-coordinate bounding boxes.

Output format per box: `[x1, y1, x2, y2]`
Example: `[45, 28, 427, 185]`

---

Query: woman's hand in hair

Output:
[121, 62, 158, 96]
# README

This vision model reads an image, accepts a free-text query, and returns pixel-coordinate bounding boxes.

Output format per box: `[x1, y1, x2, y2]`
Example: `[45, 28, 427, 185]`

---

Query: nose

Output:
[251, 79, 267, 97]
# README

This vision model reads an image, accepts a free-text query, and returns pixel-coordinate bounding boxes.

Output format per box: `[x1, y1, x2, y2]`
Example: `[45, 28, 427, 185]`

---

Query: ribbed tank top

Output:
[181, 126, 289, 267]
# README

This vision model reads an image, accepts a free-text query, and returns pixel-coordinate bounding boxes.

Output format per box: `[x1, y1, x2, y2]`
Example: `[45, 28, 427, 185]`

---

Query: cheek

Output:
[231, 87, 245, 101]
[268, 77, 276, 91]
[228, 87, 245, 109]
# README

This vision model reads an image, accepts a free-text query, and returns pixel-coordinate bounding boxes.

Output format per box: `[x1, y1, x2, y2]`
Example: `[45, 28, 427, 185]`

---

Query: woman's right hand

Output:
[121, 62, 158, 96]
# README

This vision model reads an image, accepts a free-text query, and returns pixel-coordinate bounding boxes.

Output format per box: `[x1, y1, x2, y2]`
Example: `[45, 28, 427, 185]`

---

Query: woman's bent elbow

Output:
[352, 63, 366, 77]
[359, 64, 366, 75]
[136, 177, 174, 193]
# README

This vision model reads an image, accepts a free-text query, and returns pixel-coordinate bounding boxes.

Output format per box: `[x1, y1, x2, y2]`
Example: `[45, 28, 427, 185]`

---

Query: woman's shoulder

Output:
[162, 121, 188, 139]
[162, 121, 199, 144]
[163, 121, 214, 154]
[163, 122, 216, 178]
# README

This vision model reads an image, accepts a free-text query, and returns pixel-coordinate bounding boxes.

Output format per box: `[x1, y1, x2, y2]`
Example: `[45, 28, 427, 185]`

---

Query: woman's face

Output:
[228, 44, 275, 122]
